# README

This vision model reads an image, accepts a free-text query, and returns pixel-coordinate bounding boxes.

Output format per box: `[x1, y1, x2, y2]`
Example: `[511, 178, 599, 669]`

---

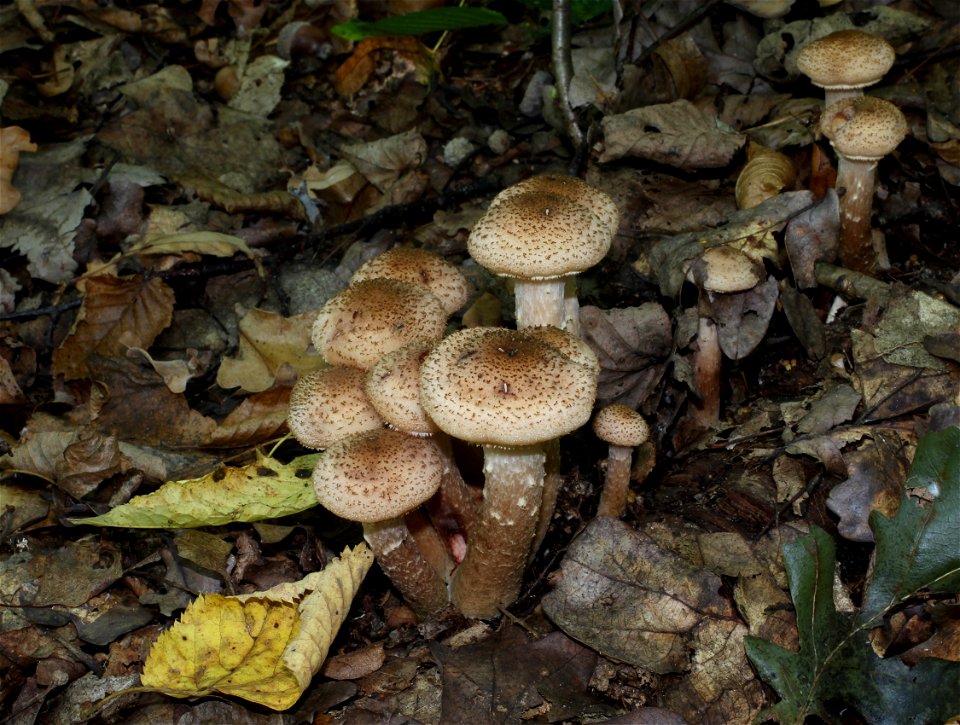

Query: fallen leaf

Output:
[139, 544, 373, 710]
[53, 275, 175, 381]
[207, 383, 293, 448]
[600, 100, 746, 169]
[71, 452, 319, 529]
[542, 516, 728, 674]
[784, 190, 839, 289]
[874, 289, 960, 372]
[216, 308, 321, 393]
[708, 276, 779, 361]
[795, 383, 861, 436]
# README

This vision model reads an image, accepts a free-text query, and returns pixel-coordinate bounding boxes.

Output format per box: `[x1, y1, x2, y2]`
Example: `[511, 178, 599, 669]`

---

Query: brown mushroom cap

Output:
[493, 174, 620, 239]
[524, 325, 600, 375]
[688, 246, 764, 294]
[593, 404, 650, 448]
[350, 246, 471, 316]
[419, 327, 598, 447]
[312, 429, 444, 523]
[819, 96, 908, 161]
[312, 278, 448, 370]
[796, 30, 895, 91]
[467, 177, 617, 280]
[287, 367, 383, 449]
[366, 340, 439, 436]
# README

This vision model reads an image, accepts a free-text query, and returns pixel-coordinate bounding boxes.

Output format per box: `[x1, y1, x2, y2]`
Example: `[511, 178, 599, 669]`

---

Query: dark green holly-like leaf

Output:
[745, 427, 960, 724]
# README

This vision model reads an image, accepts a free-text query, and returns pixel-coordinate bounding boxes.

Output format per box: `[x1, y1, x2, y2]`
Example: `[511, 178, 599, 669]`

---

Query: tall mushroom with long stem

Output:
[819, 96, 908, 273]
[467, 174, 618, 331]
[419, 326, 598, 618]
[593, 403, 651, 518]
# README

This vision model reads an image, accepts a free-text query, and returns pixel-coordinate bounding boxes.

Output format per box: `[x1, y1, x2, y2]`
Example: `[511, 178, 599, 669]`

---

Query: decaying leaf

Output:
[874, 289, 960, 372]
[784, 190, 839, 289]
[139, 544, 374, 710]
[735, 143, 796, 210]
[53, 275, 175, 381]
[600, 100, 746, 169]
[334, 37, 434, 97]
[217, 308, 321, 393]
[707, 276, 779, 361]
[71, 452, 319, 529]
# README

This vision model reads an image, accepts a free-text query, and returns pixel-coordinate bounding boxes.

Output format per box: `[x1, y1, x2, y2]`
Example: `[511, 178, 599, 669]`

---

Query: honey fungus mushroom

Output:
[286, 366, 382, 449]
[467, 175, 618, 330]
[593, 404, 651, 518]
[350, 246, 471, 316]
[419, 326, 598, 617]
[312, 428, 449, 618]
[819, 96, 908, 273]
[796, 30, 895, 108]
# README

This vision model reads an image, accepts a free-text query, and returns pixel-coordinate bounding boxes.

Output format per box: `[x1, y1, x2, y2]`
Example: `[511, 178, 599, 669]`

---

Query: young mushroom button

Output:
[593, 404, 650, 518]
[287, 367, 383, 450]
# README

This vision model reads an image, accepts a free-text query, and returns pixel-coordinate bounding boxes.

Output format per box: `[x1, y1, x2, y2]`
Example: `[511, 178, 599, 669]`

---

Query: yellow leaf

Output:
[140, 544, 374, 710]
[69, 452, 319, 528]
[128, 231, 258, 260]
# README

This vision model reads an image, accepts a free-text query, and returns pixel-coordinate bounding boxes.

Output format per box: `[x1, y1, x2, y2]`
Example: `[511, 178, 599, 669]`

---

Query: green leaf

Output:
[332, 7, 507, 41]
[70, 453, 319, 528]
[746, 428, 960, 724]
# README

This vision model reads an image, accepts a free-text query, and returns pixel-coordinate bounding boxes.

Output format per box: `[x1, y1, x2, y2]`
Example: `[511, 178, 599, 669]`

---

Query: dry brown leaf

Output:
[0, 126, 38, 215]
[53, 275, 174, 381]
[207, 383, 293, 448]
[334, 37, 430, 97]
[216, 308, 321, 393]
[177, 174, 306, 221]
[735, 144, 796, 209]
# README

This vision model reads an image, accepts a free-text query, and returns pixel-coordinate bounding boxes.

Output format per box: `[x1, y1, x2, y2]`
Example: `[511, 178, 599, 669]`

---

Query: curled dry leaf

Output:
[138, 545, 374, 710]
[705, 276, 779, 361]
[335, 37, 433, 97]
[735, 143, 796, 209]
[784, 189, 839, 289]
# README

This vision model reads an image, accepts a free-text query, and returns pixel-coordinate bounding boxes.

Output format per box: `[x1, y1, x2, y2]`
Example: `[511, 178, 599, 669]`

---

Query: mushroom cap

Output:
[467, 175, 618, 280]
[287, 367, 383, 449]
[312, 278, 448, 370]
[419, 326, 598, 447]
[593, 403, 650, 447]
[796, 30, 895, 91]
[687, 246, 764, 293]
[819, 96, 908, 161]
[366, 340, 439, 436]
[313, 429, 444, 523]
[350, 246, 471, 316]
[524, 325, 600, 375]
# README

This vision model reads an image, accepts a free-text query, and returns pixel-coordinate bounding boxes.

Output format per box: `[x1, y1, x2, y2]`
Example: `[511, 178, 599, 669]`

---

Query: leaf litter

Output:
[0, 0, 958, 723]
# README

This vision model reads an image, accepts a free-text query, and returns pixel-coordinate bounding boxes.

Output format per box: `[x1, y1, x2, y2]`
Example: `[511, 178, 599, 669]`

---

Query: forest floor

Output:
[1, 0, 959, 723]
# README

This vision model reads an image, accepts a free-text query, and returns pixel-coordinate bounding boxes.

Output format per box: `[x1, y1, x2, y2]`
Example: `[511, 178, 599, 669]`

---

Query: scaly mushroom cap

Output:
[493, 174, 620, 239]
[468, 176, 617, 281]
[366, 340, 439, 436]
[419, 326, 598, 447]
[688, 246, 764, 294]
[287, 367, 383, 449]
[819, 96, 908, 162]
[312, 278, 448, 370]
[524, 325, 600, 375]
[796, 30, 895, 91]
[313, 429, 444, 523]
[350, 246, 471, 315]
[593, 404, 650, 448]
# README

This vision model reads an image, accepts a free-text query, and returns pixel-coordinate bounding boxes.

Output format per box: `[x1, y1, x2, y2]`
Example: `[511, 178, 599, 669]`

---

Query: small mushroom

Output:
[312, 278, 448, 370]
[419, 326, 598, 617]
[287, 366, 383, 449]
[592, 404, 651, 518]
[350, 246, 471, 316]
[796, 30, 895, 108]
[819, 96, 908, 273]
[467, 175, 618, 330]
[313, 428, 449, 618]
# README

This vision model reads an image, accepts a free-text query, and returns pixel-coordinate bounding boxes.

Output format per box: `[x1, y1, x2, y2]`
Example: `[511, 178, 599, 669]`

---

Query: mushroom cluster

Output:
[289, 175, 615, 620]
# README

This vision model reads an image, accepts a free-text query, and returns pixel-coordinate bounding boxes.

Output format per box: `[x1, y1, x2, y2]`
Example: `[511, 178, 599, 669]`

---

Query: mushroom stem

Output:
[835, 157, 879, 273]
[531, 439, 561, 560]
[514, 279, 566, 329]
[690, 316, 722, 429]
[363, 518, 450, 619]
[823, 88, 862, 108]
[450, 445, 545, 618]
[596, 445, 633, 518]
[406, 509, 455, 580]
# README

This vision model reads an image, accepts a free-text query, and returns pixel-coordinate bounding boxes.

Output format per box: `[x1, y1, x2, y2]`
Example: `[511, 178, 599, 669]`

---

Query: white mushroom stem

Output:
[824, 88, 862, 109]
[531, 439, 561, 561]
[563, 277, 581, 336]
[835, 156, 879, 273]
[363, 518, 450, 618]
[514, 279, 566, 329]
[691, 316, 722, 429]
[596, 444, 634, 518]
[450, 445, 545, 618]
